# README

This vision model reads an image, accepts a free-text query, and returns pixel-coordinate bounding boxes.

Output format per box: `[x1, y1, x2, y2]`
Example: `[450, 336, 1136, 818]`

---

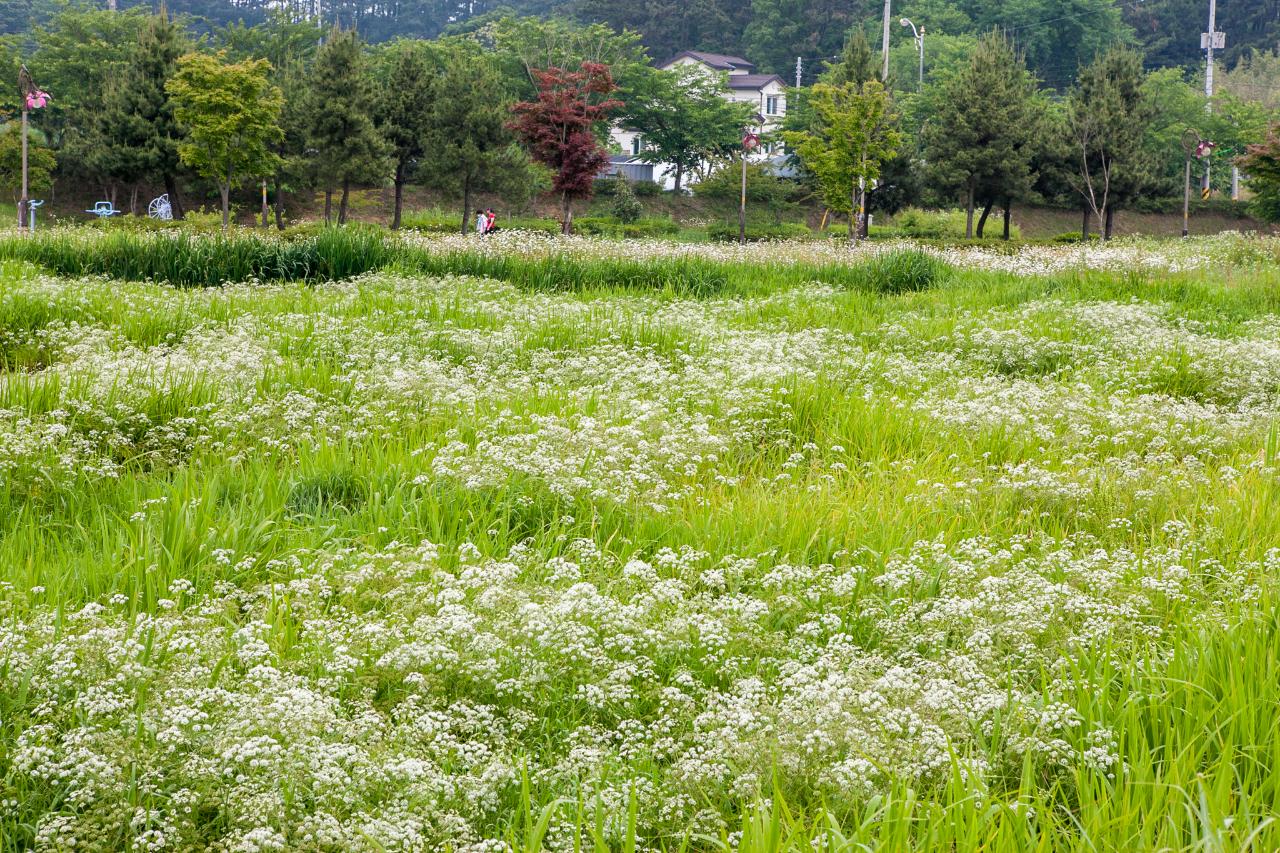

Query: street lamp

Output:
[900, 18, 924, 92]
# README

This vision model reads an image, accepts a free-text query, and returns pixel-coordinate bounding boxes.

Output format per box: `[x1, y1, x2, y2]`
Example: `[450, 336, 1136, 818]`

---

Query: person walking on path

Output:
[475, 209, 488, 235]
[485, 208, 497, 234]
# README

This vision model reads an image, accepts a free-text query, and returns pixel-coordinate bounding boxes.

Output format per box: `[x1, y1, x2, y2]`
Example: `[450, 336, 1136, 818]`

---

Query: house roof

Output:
[726, 73, 787, 90]
[662, 51, 755, 72]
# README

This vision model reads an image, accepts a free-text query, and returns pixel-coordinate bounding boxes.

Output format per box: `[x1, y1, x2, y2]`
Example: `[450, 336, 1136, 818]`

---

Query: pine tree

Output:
[822, 29, 881, 89]
[1239, 125, 1280, 223]
[923, 29, 1040, 238]
[305, 27, 392, 225]
[104, 8, 191, 218]
[421, 46, 531, 234]
[375, 42, 436, 230]
[1068, 46, 1155, 240]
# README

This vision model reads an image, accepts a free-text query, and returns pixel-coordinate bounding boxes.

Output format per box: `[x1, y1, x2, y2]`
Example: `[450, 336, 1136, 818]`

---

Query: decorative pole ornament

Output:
[17, 65, 48, 233]
[1181, 129, 1214, 237]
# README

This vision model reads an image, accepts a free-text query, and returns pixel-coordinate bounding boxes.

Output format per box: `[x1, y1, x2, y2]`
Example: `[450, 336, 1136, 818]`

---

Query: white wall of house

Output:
[608, 53, 788, 191]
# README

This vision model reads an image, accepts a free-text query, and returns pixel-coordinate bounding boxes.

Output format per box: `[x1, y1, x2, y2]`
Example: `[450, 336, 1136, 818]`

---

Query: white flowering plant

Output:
[1, 233, 1279, 851]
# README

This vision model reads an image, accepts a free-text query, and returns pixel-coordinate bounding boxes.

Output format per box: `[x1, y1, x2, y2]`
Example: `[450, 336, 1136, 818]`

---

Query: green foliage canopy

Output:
[166, 51, 284, 228]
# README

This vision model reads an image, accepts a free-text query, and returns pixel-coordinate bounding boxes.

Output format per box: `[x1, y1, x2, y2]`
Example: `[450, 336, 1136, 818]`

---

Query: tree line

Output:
[5, 0, 1280, 92]
[5, 7, 1280, 238]
[787, 26, 1280, 242]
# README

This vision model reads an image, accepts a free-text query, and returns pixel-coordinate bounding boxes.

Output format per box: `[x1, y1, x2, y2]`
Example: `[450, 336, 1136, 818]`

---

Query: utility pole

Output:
[1201, 0, 1224, 193]
[881, 0, 892, 81]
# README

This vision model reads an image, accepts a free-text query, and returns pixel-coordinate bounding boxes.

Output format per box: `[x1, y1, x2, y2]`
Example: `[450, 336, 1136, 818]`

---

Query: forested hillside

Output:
[2, 0, 1278, 84]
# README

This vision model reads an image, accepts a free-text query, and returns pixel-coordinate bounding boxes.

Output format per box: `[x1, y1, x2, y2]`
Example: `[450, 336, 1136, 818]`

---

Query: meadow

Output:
[1, 229, 1279, 851]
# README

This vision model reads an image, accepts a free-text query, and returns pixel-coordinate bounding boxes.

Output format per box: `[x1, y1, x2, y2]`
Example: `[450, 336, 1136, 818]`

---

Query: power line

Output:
[1002, 0, 1151, 35]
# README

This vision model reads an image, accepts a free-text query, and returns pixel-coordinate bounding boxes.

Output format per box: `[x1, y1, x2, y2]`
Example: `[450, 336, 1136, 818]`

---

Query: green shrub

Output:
[0, 224, 390, 286]
[707, 221, 811, 242]
[400, 208, 462, 233]
[892, 208, 965, 238]
[694, 163, 798, 210]
[576, 216, 679, 238]
[609, 174, 643, 224]
[632, 180, 661, 197]
[278, 222, 327, 240]
[891, 207, 1022, 240]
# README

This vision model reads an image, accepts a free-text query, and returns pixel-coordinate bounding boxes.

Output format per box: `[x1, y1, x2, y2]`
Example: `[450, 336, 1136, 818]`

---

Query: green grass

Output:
[1, 226, 956, 297]
[2, 235, 1280, 850]
[0, 224, 390, 286]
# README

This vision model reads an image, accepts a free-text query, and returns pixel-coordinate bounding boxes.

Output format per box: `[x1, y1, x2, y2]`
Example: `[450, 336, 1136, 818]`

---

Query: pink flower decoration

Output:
[25, 90, 50, 109]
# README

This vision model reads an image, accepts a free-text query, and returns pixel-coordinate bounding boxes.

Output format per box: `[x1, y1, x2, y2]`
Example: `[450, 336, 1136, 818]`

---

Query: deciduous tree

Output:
[166, 52, 283, 229]
[0, 123, 55, 208]
[616, 64, 751, 192]
[783, 79, 901, 244]
[509, 62, 621, 234]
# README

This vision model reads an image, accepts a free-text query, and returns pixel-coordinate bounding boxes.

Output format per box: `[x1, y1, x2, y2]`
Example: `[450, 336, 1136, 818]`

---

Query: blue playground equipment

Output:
[27, 199, 43, 232]
[148, 194, 173, 220]
[84, 200, 119, 218]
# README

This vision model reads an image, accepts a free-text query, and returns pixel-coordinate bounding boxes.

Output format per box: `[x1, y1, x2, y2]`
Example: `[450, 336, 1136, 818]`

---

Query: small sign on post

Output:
[1181, 130, 1215, 237]
[739, 132, 760, 245]
[1200, 31, 1226, 50]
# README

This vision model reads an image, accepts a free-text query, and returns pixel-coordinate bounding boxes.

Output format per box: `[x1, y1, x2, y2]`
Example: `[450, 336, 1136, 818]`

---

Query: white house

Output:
[607, 51, 788, 190]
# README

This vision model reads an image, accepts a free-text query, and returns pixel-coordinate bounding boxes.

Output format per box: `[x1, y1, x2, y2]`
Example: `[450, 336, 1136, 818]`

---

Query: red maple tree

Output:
[509, 62, 622, 234]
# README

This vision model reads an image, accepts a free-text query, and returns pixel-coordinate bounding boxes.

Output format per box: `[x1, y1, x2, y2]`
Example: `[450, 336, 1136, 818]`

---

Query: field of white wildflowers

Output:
[2, 235, 1279, 851]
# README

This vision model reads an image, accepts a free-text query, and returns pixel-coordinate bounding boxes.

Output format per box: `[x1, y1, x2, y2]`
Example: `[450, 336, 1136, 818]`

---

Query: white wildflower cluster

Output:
[4, 533, 1258, 848]
[406, 229, 1280, 277]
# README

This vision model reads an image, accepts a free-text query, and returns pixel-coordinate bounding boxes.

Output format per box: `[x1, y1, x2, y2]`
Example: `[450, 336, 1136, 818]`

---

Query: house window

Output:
[631, 136, 643, 156]
[765, 95, 779, 115]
